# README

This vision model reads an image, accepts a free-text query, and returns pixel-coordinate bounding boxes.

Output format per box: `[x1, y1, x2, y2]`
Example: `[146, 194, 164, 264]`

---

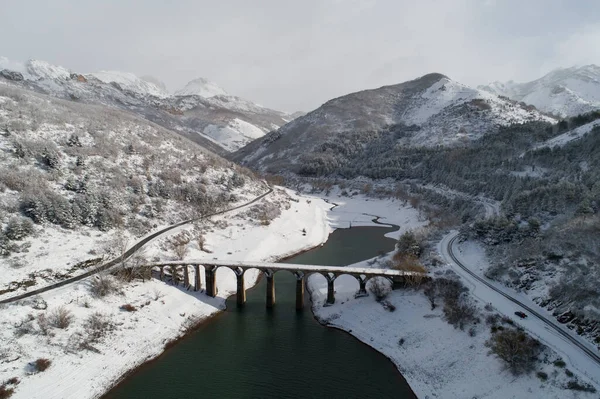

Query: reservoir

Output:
[104, 222, 416, 399]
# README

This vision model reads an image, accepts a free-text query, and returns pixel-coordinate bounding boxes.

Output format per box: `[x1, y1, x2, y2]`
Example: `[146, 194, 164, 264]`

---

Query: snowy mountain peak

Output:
[89, 70, 170, 98]
[479, 65, 600, 117]
[26, 59, 71, 80]
[0, 57, 71, 81]
[175, 77, 227, 98]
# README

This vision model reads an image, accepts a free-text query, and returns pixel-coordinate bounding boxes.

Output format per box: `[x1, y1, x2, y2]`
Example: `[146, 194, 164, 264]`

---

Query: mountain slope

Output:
[0, 83, 267, 288]
[234, 73, 554, 174]
[479, 65, 600, 118]
[0, 57, 292, 152]
[175, 77, 227, 97]
[90, 70, 170, 98]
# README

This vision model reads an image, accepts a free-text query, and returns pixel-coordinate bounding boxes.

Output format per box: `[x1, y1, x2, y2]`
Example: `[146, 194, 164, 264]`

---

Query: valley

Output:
[1, 48, 600, 399]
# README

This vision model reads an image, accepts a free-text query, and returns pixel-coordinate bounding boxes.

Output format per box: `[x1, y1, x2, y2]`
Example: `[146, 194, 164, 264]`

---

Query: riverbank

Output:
[308, 252, 598, 398]
[0, 188, 332, 399]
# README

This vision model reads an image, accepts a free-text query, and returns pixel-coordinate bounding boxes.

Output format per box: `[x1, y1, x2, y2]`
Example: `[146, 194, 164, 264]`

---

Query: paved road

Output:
[446, 233, 600, 366]
[0, 188, 273, 305]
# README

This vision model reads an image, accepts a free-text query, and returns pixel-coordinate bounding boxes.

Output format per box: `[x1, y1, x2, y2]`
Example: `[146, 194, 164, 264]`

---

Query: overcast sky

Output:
[2, 0, 600, 111]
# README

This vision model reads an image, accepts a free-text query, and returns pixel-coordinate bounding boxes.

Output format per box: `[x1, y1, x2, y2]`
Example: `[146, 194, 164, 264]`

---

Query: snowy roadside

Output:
[438, 232, 600, 388]
[306, 197, 598, 399]
[0, 188, 331, 399]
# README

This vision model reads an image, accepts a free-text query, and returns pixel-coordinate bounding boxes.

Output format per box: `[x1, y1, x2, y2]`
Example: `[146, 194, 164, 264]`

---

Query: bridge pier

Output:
[265, 269, 275, 308]
[355, 275, 369, 298]
[183, 265, 190, 289]
[205, 265, 218, 297]
[295, 272, 304, 310]
[194, 265, 201, 291]
[325, 273, 337, 306]
[159, 266, 165, 281]
[235, 268, 246, 306]
[171, 266, 179, 286]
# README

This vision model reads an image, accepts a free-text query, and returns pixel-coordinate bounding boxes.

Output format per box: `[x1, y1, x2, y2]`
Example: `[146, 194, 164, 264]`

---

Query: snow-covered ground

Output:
[323, 193, 426, 239]
[4, 188, 595, 399]
[0, 188, 331, 399]
[438, 232, 600, 387]
[305, 201, 597, 398]
[202, 118, 267, 152]
[534, 119, 600, 150]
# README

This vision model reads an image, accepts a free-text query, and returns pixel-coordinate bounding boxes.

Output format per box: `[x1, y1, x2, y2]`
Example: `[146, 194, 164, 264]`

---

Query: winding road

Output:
[440, 231, 600, 385]
[0, 187, 273, 305]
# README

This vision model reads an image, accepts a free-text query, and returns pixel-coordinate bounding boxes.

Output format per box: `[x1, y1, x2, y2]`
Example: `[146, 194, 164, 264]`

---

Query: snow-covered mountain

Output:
[90, 70, 170, 98]
[234, 73, 554, 173]
[0, 57, 294, 153]
[175, 77, 227, 98]
[479, 65, 600, 118]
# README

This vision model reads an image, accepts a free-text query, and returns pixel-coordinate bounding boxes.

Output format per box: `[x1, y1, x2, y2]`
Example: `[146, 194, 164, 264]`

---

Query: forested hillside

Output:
[241, 106, 600, 340]
[0, 84, 264, 291]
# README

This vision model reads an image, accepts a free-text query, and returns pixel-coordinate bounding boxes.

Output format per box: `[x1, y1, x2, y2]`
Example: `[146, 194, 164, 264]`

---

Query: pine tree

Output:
[14, 142, 25, 158]
[41, 148, 59, 169]
[67, 134, 82, 147]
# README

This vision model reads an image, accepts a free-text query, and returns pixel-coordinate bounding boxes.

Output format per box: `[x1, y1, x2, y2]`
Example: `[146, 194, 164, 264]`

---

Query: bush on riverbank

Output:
[423, 277, 477, 330]
[368, 277, 391, 301]
[486, 328, 541, 375]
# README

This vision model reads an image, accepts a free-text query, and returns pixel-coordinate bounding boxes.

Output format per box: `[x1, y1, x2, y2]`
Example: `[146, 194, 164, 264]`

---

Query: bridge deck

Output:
[147, 260, 426, 277]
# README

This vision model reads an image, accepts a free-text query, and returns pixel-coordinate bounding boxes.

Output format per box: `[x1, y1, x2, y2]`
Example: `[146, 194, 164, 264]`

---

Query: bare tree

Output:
[196, 232, 206, 252]
[168, 231, 191, 260]
[486, 328, 541, 375]
[368, 277, 391, 302]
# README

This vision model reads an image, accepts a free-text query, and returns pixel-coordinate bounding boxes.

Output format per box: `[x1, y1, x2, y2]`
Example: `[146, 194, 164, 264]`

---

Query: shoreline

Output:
[101, 199, 419, 398]
[99, 239, 332, 398]
[100, 217, 409, 399]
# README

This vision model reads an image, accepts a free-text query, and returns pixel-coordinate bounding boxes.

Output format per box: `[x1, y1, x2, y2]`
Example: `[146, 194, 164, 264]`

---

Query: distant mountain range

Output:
[0, 57, 298, 153]
[234, 73, 555, 173]
[479, 65, 600, 118]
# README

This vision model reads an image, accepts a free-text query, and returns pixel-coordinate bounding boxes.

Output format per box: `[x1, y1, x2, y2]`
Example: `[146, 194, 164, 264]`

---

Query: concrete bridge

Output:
[144, 260, 427, 310]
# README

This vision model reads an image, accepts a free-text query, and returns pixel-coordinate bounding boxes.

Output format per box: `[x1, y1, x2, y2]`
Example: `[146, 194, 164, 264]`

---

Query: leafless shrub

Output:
[443, 296, 477, 330]
[486, 328, 541, 375]
[4, 378, 18, 387]
[89, 274, 120, 298]
[36, 314, 51, 336]
[392, 255, 428, 273]
[246, 202, 281, 226]
[566, 380, 597, 393]
[48, 306, 73, 329]
[167, 231, 191, 260]
[14, 314, 35, 337]
[120, 304, 137, 312]
[32, 358, 51, 372]
[83, 312, 115, 343]
[152, 288, 164, 301]
[196, 232, 206, 252]
[423, 278, 477, 330]
[115, 247, 150, 282]
[368, 277, 391, 302]
[0, 385, 15, 399]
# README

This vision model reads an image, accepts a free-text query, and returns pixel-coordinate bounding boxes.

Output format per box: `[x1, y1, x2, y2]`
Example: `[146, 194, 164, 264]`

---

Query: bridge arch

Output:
[141, 260, 426, 309]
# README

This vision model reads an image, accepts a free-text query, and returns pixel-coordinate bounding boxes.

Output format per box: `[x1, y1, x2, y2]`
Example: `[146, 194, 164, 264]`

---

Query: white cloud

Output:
[0, 0, 599, 111]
